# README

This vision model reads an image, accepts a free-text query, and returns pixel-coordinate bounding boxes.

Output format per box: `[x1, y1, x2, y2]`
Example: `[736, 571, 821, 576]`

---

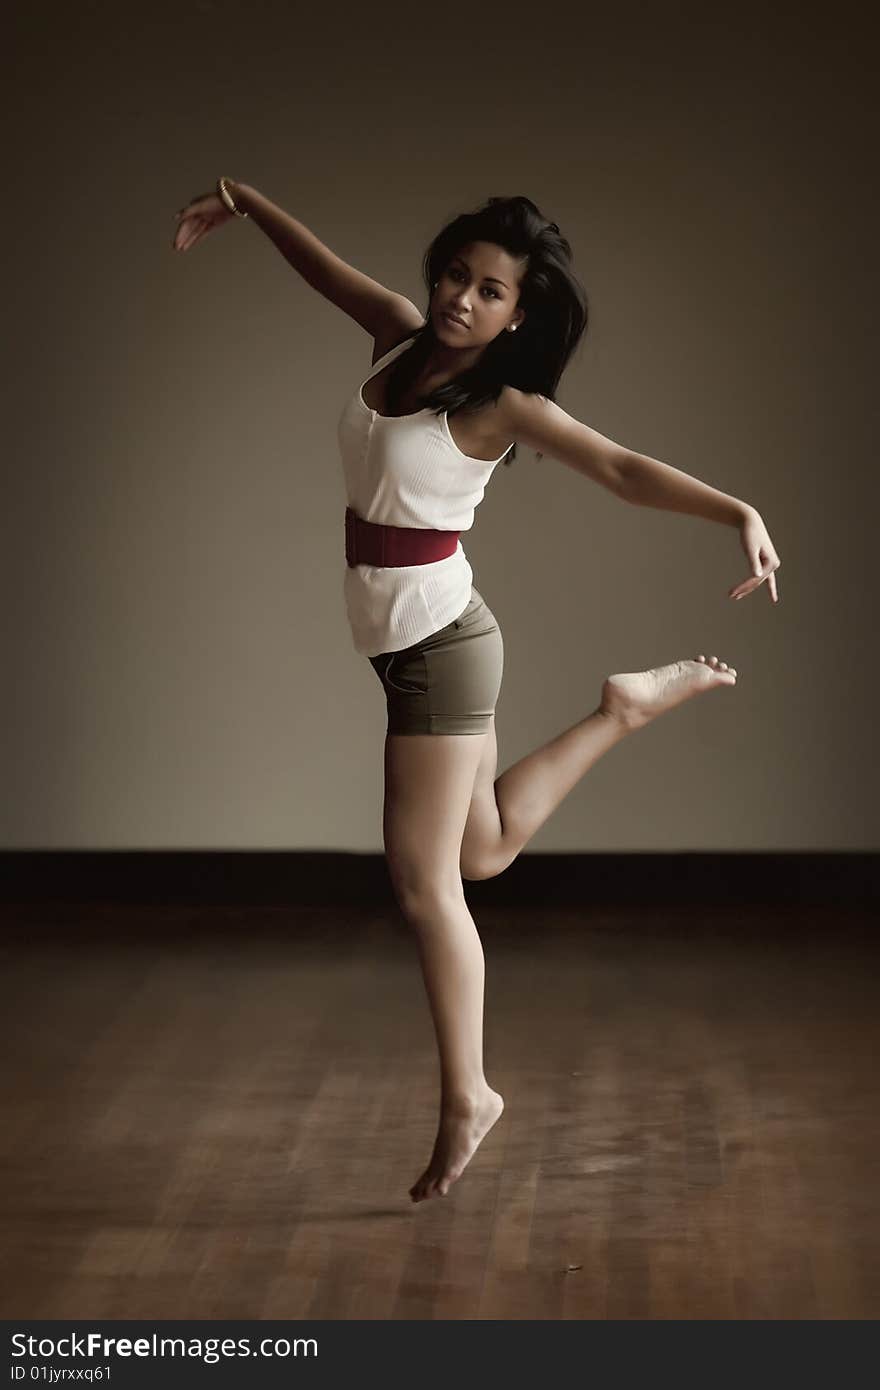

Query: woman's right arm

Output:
[221, 182, 418, 338]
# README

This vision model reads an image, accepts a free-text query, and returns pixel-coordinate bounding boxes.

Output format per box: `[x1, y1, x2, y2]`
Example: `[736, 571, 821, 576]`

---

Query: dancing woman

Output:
[172, 184, 781, 1203]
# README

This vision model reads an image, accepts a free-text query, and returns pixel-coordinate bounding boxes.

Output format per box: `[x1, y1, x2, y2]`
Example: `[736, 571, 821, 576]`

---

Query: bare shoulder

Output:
[370, 294, 426, 364]
[495, 384, 552, 441]
[441, 383, 553, 459]
[497, 386, 629, 495]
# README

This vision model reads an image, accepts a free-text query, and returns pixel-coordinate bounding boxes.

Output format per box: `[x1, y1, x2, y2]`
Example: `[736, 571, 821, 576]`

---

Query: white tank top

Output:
[336, 334, 513, 657]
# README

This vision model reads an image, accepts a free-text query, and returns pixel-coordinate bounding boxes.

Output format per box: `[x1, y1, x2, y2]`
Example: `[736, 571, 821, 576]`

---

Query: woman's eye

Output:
[449, 269, 498, 298]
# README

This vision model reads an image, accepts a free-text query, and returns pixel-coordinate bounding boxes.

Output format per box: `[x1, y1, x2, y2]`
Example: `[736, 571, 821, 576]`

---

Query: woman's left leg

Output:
[459, 654, 738, 880]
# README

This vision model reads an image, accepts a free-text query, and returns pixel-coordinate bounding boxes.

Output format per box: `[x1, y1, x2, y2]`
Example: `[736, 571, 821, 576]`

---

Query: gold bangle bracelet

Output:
[217, 176, 249, 218]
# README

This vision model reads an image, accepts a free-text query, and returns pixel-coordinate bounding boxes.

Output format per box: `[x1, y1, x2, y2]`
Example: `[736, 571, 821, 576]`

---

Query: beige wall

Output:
[4, 3, 876, 850]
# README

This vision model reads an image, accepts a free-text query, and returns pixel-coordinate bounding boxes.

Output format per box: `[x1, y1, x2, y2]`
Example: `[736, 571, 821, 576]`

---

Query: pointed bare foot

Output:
[409, 1087, 505, 1203]
[599, 653, 738, 731]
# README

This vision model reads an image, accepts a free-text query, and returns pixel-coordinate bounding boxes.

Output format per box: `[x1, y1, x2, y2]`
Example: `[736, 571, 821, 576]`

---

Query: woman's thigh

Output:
[382, 730, 489, 907]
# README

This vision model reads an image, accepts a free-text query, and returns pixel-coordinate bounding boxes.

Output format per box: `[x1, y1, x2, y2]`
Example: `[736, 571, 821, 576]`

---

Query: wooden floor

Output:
[0, 901, 877, 1319]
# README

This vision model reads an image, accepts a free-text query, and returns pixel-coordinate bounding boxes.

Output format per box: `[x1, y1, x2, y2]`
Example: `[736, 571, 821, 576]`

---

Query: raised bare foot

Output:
[599, 653, 738, 731]
[409, 1087, 505, 1203]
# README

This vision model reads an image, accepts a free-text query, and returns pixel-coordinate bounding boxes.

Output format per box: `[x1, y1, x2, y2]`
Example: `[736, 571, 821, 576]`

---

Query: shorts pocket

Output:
[384, 650, 426, 696]
[453, 599, 488, 632]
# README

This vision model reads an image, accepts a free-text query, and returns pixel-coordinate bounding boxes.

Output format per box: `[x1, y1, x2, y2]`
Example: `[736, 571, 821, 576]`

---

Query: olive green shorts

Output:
[368, 587, 503, 735]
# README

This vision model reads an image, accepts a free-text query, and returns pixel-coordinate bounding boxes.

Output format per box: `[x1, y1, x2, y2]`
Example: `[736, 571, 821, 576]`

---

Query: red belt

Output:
[345, 506, 460, 568]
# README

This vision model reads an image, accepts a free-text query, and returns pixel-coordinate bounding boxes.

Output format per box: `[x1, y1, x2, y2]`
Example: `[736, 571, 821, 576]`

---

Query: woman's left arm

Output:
[505, 389, 781, 604]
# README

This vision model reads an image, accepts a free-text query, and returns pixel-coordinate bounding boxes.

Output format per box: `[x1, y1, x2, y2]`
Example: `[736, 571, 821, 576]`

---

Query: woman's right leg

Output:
[381, 728, 505, 1203]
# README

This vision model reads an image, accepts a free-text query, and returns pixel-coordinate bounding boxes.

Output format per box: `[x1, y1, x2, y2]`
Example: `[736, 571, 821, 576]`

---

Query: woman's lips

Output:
[442, 311, 468, 329]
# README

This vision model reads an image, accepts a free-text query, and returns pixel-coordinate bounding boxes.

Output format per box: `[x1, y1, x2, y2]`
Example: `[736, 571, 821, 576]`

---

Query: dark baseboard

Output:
[0, 851, 876, 909]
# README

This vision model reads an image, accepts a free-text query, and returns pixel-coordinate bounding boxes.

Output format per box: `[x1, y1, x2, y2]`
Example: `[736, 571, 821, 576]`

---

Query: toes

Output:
[410, 1171, 444, 1202]
[695, 654, 737, 679]
[410, 1172, 453, 1201]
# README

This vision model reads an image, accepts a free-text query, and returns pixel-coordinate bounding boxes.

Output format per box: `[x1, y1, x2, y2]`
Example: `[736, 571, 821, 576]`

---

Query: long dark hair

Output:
[384, 195, 589, 464]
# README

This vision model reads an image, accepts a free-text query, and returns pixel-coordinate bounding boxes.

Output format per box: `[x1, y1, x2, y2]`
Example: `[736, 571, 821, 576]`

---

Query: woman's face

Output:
[432, 241, 526, 346]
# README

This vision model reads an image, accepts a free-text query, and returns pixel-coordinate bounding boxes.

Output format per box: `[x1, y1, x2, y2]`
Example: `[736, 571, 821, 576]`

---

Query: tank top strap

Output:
[375, 333, 417, 369]
[359, 332, 418, 395]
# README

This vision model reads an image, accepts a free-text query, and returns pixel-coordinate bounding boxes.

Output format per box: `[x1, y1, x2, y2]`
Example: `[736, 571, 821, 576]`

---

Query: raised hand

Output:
[730, 509, 781, 604]
[171, 189, 233, 253]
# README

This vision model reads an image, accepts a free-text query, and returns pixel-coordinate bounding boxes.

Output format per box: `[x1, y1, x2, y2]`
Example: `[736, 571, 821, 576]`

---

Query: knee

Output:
[460, 857, 492, 883]
[460, 847, 516, 882]
[387, 867, 466, 924]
